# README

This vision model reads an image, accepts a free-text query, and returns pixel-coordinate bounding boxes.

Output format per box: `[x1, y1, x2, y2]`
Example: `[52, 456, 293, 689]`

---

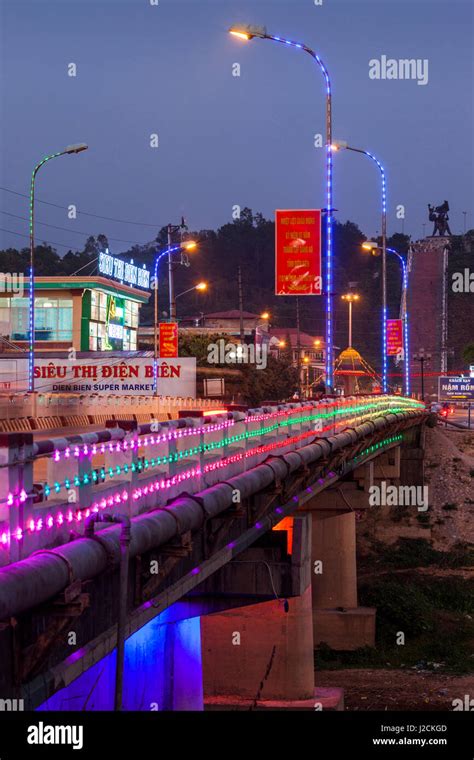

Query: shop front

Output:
[0, 275, 150, 353]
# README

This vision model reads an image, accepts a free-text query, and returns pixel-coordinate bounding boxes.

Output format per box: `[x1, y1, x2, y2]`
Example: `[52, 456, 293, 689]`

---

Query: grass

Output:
[367, 537, 474, 569]
[315, 574, 474, 674]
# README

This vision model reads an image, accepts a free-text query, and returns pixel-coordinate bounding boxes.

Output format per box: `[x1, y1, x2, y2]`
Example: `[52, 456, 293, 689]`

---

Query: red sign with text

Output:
[386, 319, 403, 356]
[159, 322, 178, 358]
[275, 209, 322, 295]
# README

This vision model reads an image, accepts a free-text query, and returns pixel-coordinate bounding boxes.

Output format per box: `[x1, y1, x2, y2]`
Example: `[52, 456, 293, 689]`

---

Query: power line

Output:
[0, 209, 146, 246]
[0, 186, 159, 228]
[0, 226, 77, 250]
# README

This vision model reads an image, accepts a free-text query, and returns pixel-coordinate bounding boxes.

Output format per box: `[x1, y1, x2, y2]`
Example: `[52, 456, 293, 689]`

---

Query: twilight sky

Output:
[0, 0, 472, 257]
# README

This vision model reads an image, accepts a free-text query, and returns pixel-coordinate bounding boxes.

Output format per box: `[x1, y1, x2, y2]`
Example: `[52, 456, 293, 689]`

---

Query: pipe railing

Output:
[0, 403, 427, 620]
[0, 395, 424, 566]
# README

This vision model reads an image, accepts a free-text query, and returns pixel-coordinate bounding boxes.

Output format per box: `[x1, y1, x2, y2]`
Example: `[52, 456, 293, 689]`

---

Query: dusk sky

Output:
[0, 0, 472, 257]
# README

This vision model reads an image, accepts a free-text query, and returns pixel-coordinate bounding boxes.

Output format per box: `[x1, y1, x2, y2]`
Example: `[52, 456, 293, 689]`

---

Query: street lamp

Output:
[153, 241, 198, 396]
[413, 349, 431, 402]
[332, 140, 387, 393]
[29, 143, 88, 392]
[175, 281, 208, 300]
[341, 292, 360, 348]
[362, 242, 410, 396]
[229, 24, 335, 389]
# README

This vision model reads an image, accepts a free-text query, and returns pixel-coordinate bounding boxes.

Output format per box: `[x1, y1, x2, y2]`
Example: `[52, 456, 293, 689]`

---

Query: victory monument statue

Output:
[428, 200, 452, 236]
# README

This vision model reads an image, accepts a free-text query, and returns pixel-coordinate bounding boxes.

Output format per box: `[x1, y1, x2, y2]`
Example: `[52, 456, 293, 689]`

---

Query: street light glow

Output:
[341, 292, 360, 302]
[228, 24, 267, 40]
[362, 241, 378, 251]
[229, 30, 250, 41]
[196, 281, 207, 291]
[260, 311, 270, 320]
[182, 240, 197, 251]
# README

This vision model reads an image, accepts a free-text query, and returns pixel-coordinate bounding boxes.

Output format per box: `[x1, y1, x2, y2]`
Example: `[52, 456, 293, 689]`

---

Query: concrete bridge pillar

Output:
[200, 514, 343, 710]
[311, 509, 375, 651]
[312, 510, 358, 609]
[201, 584, 322, 708]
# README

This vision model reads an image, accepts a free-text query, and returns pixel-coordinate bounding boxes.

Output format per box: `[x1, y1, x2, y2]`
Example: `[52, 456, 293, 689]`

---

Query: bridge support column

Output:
[312, 510, 375, 650]
[200, 515, 343, 710]
[201, 585, 343, 709]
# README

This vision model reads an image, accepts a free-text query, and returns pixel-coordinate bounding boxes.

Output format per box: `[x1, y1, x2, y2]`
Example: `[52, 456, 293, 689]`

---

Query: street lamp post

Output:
[332, 141, 387, 393]
[229, 24, 334, 389]
[362, 242, 410, 396]
[29, 143, 88, 392]
[413, 349, 431, 402]
[341, 292, 360, 348]
[153, 241, 197, 396]
[175, 282, 207, 303]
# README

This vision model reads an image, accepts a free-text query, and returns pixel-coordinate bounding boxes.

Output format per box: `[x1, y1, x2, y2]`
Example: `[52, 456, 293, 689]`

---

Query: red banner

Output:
[386, 319, 403, 356]
[275, 209, 322, 295]
[159, 322, 178, 358]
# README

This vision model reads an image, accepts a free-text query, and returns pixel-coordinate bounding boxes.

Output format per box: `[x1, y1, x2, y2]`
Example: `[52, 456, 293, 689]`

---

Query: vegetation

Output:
[316, 574, 474, 674]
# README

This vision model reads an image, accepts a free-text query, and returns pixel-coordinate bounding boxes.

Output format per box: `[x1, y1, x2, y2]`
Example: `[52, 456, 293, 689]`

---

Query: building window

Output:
[9, 297, 73, 341]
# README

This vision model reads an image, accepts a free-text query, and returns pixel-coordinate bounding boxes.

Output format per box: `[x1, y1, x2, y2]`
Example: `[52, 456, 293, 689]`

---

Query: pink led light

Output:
[7, 493, 13, 506]
[19, 489, 27, 503]
[47, 516, 54, 528]
[1, 532, 9, 545]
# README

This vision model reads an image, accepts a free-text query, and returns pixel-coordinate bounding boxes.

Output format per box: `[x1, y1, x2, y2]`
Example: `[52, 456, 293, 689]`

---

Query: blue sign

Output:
[438, 376, 474, 400]
[98, 250, 150, 290]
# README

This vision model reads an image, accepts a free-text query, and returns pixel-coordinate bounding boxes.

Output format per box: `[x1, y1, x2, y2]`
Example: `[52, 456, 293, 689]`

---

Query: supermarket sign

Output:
[0, 357, 196, 397]
[98, 250, 150, 290]
[275, 209, 322, 295]
[438, 376, 474, 400]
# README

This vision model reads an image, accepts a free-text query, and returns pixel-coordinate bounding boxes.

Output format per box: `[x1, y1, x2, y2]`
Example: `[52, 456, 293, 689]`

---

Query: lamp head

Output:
[182, 240, 197, 252]
[330, 140, 348, 152]
[64, 143, 88, 154]
[196, 281, 207, 291]
[229, 24, 267, 41]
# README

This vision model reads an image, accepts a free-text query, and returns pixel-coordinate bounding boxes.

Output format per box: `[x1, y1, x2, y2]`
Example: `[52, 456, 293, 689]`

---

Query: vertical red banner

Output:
[386, 319, 403, 356]
[275, 209, 322, 295]
[159, 322, 178, 358]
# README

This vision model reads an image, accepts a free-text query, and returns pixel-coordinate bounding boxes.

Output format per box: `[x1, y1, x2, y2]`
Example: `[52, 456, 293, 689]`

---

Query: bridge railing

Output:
[0, 395, 424, 565]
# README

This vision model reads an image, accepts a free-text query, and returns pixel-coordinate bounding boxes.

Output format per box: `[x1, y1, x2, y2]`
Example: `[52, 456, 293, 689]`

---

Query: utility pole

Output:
[296, 297, 301, 397]
[167, 218, 187, 321]
[238, 265, 244, 344]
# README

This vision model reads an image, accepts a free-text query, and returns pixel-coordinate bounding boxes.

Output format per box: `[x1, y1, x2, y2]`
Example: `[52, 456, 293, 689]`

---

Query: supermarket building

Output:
[0, 275, 150, 353]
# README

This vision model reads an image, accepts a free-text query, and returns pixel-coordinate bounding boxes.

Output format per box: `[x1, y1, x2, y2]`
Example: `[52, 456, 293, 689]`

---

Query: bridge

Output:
[0, 395, 428, 711]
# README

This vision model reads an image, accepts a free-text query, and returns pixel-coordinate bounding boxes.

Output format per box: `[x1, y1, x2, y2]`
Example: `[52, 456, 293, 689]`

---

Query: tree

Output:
[462, 343, 474, 365]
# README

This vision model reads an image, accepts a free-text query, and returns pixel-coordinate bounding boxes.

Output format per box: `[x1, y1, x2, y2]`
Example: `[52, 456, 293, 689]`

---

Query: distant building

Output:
[268, 328, 326, 394]
[138, 309, 269, 348]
